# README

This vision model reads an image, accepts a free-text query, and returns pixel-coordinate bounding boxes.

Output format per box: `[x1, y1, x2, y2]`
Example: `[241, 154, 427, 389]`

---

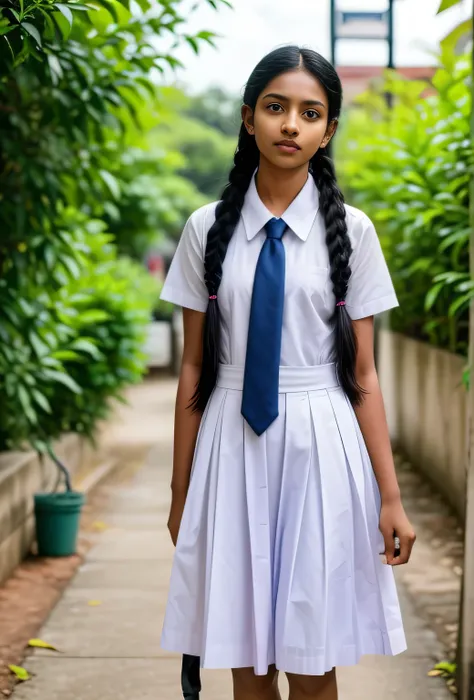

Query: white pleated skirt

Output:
[161, 363, 407, 676]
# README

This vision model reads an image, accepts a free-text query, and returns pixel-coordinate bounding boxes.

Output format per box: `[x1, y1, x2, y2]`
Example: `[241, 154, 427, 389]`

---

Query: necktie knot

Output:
[265, 218, 287, 240]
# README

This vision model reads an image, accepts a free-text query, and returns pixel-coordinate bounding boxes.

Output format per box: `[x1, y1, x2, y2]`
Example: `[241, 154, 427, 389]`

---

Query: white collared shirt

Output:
[160, 174, 398, 366]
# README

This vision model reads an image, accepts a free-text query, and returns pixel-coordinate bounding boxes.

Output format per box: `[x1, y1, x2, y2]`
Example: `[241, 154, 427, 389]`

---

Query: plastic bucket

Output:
[34, 491, 85, 557]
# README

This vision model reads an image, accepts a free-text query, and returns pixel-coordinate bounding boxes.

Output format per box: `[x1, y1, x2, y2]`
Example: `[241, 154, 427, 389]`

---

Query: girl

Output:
[160, 46, 416, 700]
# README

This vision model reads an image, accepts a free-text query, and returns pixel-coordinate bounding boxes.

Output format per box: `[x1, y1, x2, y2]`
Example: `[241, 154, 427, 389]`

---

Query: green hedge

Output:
[0, 0, 228, 459]
[0, 210, 158, 453]
[338, 50, 472, 356]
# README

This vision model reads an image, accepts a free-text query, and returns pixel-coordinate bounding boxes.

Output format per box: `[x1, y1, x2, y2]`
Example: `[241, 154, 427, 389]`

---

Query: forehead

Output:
[260, 69, 327, 105]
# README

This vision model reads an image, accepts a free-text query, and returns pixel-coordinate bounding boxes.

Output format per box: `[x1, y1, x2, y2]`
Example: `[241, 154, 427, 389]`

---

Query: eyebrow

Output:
[262, 93, 326, 108]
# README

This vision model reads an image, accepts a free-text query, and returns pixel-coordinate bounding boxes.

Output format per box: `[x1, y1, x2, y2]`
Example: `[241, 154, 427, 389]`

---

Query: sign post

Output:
[329, 1, 395, 74]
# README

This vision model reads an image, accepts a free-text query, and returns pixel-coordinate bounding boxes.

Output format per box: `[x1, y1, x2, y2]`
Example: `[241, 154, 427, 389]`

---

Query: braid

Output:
[312, 149, 366, 405]
[190, 126, 259, 412]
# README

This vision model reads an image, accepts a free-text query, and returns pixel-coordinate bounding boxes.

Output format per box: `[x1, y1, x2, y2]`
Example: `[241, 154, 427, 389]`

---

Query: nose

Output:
[281, 112, 299, 138]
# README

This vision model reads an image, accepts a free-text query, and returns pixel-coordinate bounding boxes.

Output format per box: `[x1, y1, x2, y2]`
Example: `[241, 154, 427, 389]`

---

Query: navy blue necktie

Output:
[241, 218, 287, 436]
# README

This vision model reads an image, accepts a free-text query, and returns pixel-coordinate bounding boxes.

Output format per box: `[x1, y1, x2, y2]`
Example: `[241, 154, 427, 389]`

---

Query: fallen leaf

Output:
[28, 638, 59, 652]
[428, 670, 443, 677]
[8, 665, 30, 681]
[92, 521, 109, 531]
[435, 661, 457, 676]
[88, 600, 102, 606]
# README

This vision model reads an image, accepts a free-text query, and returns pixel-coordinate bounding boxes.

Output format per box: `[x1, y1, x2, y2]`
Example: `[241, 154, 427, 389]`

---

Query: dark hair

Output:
[191, 45, 364, 412]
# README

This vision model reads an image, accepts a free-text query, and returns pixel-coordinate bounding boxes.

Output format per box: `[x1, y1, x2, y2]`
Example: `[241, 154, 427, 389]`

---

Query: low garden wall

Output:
[378, 329, 468, 520]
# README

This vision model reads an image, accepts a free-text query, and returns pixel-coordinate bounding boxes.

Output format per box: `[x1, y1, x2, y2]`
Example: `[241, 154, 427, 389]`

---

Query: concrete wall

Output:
[143, 314, 184, 375]
[0, 435, 90, 585]
[143, 321, 172, 369]
[378, 330, 468, 520]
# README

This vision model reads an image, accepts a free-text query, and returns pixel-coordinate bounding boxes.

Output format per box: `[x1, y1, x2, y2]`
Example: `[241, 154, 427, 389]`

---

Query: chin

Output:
[265, 153, 309, 170]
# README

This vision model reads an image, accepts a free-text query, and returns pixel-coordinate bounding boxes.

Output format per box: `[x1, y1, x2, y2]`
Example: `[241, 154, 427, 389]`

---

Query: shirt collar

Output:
[241, 170, 320, 242]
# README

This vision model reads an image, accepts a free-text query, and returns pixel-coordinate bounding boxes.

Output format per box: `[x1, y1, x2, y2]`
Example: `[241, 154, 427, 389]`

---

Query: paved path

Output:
[13, 378, 452, 699]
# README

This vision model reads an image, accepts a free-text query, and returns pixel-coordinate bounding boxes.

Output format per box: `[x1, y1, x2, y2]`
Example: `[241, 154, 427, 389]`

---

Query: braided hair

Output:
[191, 46, 364, 412]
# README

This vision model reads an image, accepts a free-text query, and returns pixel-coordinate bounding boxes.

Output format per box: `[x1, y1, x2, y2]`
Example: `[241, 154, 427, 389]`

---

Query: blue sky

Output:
[166, 0, 471, 95]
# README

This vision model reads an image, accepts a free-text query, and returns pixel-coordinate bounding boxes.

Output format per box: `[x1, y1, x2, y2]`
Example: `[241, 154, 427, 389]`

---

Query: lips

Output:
[276, 140, 301, 150]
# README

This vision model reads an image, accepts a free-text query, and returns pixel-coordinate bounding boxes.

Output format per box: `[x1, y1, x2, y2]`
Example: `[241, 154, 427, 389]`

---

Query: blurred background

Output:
[0, 1, 473, 699]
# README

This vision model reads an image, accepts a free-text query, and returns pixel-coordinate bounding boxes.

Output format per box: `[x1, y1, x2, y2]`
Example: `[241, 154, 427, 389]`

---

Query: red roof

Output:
[336, 65, 437, 101]
[337, 65, 436, 79]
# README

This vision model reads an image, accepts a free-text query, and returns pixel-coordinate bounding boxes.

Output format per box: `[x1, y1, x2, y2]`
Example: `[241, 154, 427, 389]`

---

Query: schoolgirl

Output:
[160, 46, 415, 700]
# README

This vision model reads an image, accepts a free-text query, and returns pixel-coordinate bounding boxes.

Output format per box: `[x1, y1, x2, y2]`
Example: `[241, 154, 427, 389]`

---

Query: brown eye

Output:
[267, 103, 283, 113]
[305, 110, 320, 120]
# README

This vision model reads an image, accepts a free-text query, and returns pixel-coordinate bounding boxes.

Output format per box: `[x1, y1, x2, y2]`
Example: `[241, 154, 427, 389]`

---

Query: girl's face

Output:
[242, 69, 337, 170]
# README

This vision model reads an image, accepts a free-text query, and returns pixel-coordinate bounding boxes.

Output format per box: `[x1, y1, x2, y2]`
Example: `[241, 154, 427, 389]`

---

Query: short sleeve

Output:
[159, 208, 210, 313]
[345, 210, 399, 320]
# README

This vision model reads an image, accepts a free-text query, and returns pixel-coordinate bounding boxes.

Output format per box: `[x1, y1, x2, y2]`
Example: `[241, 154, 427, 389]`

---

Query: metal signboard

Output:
[336, 9, 389, 39]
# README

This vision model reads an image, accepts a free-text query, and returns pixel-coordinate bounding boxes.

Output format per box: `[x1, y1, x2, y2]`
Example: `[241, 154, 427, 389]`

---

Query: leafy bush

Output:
[0, 0, 228, 457]
[0, 211, 158, 452]
[338, 50, 472, 355]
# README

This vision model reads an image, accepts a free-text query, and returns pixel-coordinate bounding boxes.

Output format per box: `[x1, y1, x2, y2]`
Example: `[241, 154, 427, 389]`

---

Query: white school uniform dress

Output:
[159, 173, 407, 676]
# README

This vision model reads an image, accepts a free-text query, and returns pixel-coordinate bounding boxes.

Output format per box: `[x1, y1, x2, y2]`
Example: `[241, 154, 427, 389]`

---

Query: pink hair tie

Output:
[336, 300, 346, 307]
[209, 295, 217, 300]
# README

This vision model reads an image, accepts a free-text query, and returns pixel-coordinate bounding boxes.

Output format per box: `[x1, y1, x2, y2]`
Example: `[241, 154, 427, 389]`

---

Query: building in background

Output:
[338, 64, 437, 102]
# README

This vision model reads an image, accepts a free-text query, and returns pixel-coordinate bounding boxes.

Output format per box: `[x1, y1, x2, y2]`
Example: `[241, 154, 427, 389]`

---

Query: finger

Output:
[392, 533, 416, 566]
[382, 529, 395, 564]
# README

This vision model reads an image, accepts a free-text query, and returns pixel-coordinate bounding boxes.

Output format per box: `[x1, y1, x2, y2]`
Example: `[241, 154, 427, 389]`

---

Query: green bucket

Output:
[34, 491, 85, 557]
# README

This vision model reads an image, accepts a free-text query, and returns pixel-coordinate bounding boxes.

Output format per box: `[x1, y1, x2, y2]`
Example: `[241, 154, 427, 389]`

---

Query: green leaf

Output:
[51, 350, 82, 361]
[196, 29, 218, 47]
[51, 11, 72, 39]
[0, 26, 16, 37]
[437, 0, 461, 12]
[28, 638, 59, 651]
[30, 332, 50, 359]
[19, 298, 34, 317]
[434, 661, 457, 675]
[98, 170, 120, 199]
[18, 386, 37, 424]
[32, 390, 52, 414]
[433, 272, 467, 283]
[60, 255, 81, 279]
[87, 0, 118, 22]
[9, 665, 30, 682]
[77, 309, 110, 325]
[55, 3, 74, 25]
[21, 22, 42, 46]
[185, 35, 199, 54]
[425, 282, 444, 311]
[41, 369, 82, 394]
[71, 339, 102, 358]
[449, 293, 472, 317]
[441, 18, 472, 53]
[48, 54, 63, 82]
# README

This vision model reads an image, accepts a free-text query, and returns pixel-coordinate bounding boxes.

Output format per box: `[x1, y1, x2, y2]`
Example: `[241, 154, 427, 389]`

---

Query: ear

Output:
[321, 119, 338, 149]
[241, 104, 255, 135]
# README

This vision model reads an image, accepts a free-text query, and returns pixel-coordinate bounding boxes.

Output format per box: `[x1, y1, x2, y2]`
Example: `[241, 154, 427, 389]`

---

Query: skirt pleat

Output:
[161, 367, 407, 676]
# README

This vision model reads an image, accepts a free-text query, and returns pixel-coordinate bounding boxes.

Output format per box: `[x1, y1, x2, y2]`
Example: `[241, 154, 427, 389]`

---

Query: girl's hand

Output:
[379, 498, 416, 566]
[167, 492, 187, 547]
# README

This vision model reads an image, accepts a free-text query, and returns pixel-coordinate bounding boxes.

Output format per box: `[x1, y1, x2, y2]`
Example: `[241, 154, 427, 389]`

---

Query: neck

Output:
[255, 158, 310, 218]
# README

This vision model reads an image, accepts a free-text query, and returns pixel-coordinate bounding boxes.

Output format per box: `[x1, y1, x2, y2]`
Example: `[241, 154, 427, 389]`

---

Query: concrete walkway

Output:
[13, 378, 451, 700]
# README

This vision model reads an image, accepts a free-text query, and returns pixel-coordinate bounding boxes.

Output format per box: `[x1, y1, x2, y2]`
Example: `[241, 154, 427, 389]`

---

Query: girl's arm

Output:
[352, 316, 400, 503]
[167, 308, 205, 544]
[352, 316, 416, 564]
